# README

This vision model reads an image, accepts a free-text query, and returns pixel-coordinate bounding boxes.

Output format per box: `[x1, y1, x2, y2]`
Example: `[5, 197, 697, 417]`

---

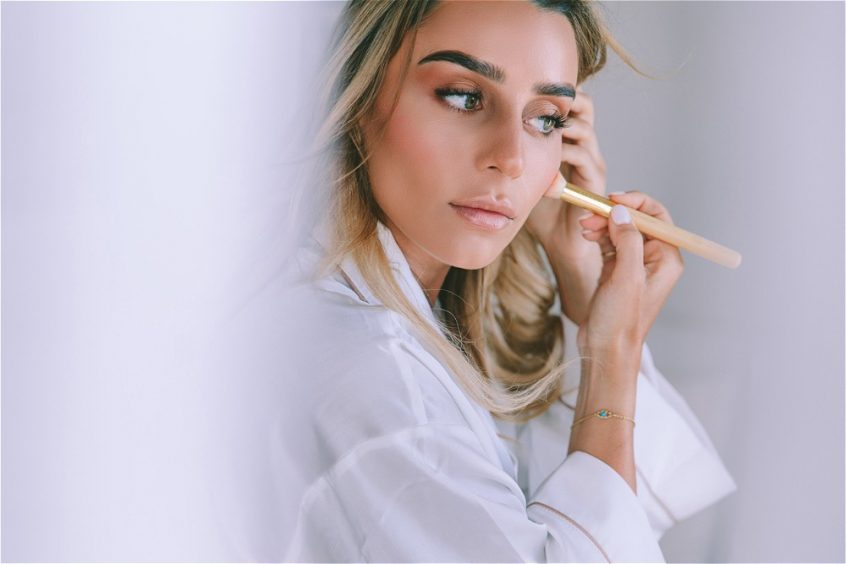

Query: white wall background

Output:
[2, 1, 341, 560]
[587, 3, 844, 562]
[2, 1, 843, 562]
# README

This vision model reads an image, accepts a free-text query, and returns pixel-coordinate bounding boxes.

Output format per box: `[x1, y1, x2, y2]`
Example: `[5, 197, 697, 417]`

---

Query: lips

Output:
[449, 197, 517, 220]
[450, 205, 510, 231]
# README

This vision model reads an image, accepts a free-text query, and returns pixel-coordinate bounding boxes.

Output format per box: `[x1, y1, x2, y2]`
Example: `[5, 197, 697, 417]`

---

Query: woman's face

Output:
[362, 0, 579, 271]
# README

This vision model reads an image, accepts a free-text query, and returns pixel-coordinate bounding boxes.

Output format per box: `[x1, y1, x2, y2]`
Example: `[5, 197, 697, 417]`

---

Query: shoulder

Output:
[264, 276, 471, 459]
[214, 248, 479, 457]
[300, 305, 469, 439]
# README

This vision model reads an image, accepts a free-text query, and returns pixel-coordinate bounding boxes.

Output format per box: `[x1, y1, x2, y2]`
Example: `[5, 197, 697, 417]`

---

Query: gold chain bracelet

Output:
[570, 409, 636, 429]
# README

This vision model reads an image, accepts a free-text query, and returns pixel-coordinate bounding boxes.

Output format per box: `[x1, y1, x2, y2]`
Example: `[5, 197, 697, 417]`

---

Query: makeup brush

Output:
[546, 172, 742, 269]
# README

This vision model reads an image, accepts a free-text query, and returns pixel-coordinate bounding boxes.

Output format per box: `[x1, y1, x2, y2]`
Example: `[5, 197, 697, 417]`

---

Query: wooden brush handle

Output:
[551, 175, 742, 269]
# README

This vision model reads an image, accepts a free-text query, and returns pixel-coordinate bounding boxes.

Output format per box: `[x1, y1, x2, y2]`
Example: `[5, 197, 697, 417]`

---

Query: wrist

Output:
[568, 356, 637, 490]
[574, 346, 641, 412]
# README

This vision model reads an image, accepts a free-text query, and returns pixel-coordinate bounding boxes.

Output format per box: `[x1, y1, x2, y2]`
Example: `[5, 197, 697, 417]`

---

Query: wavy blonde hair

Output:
[306, 0, 643, 424]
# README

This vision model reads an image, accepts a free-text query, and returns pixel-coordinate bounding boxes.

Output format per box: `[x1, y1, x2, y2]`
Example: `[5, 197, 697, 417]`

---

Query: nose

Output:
[479, 116, 525, 179]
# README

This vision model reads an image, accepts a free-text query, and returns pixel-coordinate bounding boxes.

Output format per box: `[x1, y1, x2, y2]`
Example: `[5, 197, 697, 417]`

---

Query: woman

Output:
[278, 0, 737, 561]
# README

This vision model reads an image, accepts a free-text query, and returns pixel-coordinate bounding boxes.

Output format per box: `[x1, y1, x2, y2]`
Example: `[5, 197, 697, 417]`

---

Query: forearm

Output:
[567, 348, 641, 494]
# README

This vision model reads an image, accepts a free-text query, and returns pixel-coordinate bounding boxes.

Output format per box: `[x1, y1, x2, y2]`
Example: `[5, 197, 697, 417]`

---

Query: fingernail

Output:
[611, 205, 631, 224]
[578, 212, 593, 221]
[608, 191, 625, 196]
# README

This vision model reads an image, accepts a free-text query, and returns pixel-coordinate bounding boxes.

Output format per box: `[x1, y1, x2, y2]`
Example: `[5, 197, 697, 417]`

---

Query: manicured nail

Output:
[608, 191, 625, 197]
[578, 212, 593, 221]
[611, 205, 631, 224]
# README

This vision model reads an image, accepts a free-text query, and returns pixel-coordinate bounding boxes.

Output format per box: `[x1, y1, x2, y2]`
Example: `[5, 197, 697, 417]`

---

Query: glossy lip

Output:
[448, 196, 517, 220]
[450, 204, 513, 232]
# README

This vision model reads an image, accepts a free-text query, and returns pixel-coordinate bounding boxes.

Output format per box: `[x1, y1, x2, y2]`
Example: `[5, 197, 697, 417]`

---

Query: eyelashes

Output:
[436, 87, 484, 112]
[434, 87, 572, 135]
[546, 113, 572, 130]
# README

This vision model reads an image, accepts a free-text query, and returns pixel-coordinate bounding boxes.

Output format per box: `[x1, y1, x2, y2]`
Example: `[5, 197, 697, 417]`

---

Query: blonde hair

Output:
[307, 0, 644, 424]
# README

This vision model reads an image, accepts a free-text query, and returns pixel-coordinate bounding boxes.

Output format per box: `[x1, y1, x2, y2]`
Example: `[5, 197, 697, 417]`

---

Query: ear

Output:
[357, 109, 376, 141]
[356, 104, 390, 154]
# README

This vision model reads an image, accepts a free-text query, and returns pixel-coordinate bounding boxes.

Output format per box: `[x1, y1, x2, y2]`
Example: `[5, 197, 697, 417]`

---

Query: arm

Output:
[566, 345, 641, 493]
[496, 337, 737, 541]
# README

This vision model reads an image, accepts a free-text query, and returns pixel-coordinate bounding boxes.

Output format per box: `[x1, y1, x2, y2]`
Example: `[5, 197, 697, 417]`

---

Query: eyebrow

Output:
[417, 49, 576, 99]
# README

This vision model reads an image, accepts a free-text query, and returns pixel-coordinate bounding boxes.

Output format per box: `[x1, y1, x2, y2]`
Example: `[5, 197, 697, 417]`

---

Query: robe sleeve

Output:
[632, 342, 738, 537]
[284, 422, 665, 563]
[500, 341, 738, 542]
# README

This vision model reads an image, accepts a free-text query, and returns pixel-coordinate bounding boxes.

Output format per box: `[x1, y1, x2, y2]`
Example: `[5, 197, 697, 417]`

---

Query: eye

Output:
[435, 87, 573, 137]
[530, 113, 573, 135]
[435, 87, 483, 112]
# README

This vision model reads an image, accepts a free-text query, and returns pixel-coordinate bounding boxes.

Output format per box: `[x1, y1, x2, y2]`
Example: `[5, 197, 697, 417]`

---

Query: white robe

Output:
[274, 221, 736, 562]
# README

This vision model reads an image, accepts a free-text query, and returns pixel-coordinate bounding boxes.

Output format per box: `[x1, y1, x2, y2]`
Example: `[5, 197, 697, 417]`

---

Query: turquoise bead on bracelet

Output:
[570, 409, 636, 429]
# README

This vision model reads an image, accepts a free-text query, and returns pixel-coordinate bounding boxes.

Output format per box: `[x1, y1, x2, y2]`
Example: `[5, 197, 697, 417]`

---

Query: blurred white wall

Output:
[2, 1, 342, 560]
[587, 2, 845, 562]
[2, 1, 843, 562]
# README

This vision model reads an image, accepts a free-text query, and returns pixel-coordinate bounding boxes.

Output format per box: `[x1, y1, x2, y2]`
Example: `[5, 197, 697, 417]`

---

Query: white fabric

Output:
[277, 221, 737, 562]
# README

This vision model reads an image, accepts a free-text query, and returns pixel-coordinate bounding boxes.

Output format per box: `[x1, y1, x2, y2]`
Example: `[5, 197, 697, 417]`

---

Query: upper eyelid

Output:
[428, 67, 571, 106]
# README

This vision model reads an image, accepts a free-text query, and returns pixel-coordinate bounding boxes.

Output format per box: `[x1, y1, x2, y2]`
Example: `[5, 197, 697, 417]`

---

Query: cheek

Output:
[373, 108, 454, 205]
[384, 110, 445, 174]
[525, 141, 563, 204]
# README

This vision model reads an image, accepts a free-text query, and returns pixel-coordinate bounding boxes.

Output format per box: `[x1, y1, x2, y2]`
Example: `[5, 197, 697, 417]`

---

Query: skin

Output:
[362, 0, 584, 306]
[359, 0, 686, 494]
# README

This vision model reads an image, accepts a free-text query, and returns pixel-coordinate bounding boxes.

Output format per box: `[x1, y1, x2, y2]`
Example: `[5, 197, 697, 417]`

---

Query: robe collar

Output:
[310, 220, 519, 481]
[313, 220, 441, 331]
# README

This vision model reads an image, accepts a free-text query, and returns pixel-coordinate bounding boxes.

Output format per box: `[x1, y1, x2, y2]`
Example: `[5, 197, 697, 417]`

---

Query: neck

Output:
[384, 220, 450, 308]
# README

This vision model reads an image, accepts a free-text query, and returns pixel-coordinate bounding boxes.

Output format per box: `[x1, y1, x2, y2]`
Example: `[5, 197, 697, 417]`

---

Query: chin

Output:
[438, 235, 508, 270]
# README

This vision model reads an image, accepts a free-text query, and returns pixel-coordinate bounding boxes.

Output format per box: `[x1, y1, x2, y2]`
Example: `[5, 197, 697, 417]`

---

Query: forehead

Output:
[414, 0, 579, 85]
